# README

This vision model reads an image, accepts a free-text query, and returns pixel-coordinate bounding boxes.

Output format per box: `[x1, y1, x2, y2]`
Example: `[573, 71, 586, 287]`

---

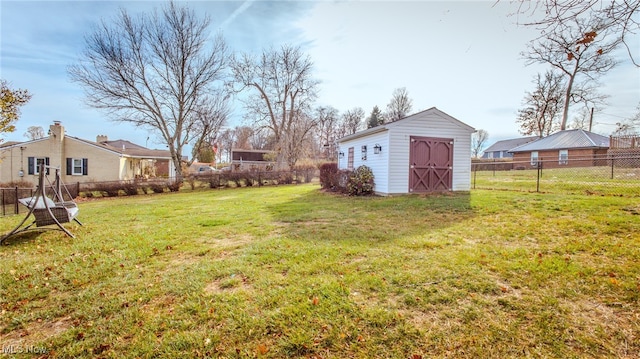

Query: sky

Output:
[1, 0, 639, 154]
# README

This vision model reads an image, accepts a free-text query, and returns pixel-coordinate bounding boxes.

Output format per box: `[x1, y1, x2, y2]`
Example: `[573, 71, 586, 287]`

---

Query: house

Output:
[0, 121, 174, 185]
[482, 136, 537, 159]
[337, 107, 475, 195]
[230, 149, 275, 171]
[509, 129, 609, 169]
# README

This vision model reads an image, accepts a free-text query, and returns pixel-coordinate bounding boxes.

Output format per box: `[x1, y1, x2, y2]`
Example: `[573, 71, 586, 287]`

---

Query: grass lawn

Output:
[473, 166, 640, 196]
[1, 184, 638, 358]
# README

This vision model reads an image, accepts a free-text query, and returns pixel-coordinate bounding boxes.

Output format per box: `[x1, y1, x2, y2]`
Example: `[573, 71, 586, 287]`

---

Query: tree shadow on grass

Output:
[267, 190, 475, 243]
[0, 230, 44, 246]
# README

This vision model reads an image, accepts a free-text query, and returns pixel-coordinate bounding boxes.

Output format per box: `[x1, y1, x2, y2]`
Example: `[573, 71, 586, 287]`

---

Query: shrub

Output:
[346, 165, 375, 196]
[278, 172, 294, 185]
[168, 181, 182, 192]
[149, 183, 166, 193]
[293, 164, 316, 183]
[208, 174, 221, 189]
[242, 171, 255, 187]
[122, 181, 140, 196]
[319, 163, 338, 190]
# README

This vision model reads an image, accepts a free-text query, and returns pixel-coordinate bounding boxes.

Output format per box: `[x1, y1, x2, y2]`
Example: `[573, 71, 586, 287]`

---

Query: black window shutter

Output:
[45, 157, 50, 175]
[82, 158, 88, 175]
[66, 158, 72, 175]
[28, 157, 34, 175]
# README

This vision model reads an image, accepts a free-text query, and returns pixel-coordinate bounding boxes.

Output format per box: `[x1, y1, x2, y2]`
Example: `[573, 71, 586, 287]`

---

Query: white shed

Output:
[337, 107, 475, 195]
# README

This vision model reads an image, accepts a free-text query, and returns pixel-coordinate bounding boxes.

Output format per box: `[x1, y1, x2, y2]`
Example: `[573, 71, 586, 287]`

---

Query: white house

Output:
[337, 107, 475, 195]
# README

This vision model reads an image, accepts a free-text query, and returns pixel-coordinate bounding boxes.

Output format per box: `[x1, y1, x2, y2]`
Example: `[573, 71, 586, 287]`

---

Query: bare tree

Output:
[230, 44, 319, 167]
[517, 70, 564, 137]
[471, 129, 489, 158]
[515, 0, 640, 66]
[522, 16, 620, 130]
[191, 96, 229, 163]
[24, 126, 45, 140]
[385, 87, 413, 122]
[340, 107, 365, 137]
[313, 106, 340, 158]
[234, 126, 254, 150]
[68, 2, 230, 181]
[613, 103, 640, 136]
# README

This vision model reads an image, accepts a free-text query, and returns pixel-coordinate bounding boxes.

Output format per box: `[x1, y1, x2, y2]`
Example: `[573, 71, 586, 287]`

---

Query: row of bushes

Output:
[319, 163, 375, 196]
[80, 179, 181, 198]
[187, 166, 317, 190]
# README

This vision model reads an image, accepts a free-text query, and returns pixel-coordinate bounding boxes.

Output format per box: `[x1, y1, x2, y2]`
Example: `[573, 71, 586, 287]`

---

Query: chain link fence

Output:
[472, 152, 640, 196]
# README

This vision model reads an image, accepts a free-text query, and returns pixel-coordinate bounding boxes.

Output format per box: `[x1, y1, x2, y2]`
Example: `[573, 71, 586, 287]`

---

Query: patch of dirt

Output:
[204, 275, 252, 295]
[0, 316, 72, 349]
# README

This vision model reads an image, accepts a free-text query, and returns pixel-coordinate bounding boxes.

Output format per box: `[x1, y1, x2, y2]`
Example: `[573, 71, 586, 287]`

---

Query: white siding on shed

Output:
[338, 131, 390, 194]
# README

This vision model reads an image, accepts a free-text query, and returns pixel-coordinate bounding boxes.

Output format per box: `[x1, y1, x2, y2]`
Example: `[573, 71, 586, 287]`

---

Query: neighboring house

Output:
[0, 121, 174, 185]
[230, 149, 275, 171]
[509, 129, 609, 169]
[337, 107, 475, 195]
[482, 136, 538, 159]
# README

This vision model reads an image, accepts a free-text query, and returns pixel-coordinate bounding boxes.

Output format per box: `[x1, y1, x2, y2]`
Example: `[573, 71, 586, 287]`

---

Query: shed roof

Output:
[483, 136, 538, 153]
[337, 107, 474, 143]
[509, 129, 609, 153]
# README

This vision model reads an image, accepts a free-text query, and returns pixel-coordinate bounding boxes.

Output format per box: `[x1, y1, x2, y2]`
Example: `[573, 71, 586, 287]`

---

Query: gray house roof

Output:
[509, 129, 610, 153]
[483, 136, 538, 153]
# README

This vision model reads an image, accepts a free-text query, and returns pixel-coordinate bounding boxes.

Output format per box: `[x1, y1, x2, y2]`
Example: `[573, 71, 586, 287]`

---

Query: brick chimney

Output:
[49, 121, 64, 140]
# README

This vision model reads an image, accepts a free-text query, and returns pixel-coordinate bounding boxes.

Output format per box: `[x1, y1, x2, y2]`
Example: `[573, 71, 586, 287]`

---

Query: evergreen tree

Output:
[366, 106, 384, 129]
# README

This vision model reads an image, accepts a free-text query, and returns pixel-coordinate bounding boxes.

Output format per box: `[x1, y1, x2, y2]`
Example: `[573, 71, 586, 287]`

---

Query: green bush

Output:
[347, 165, 375, 196]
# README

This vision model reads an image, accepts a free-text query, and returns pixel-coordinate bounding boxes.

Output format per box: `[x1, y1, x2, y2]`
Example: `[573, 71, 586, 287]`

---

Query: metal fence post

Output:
[536, 162, 542, 192]
[610, 155, 615, 179]
[14, 187, 19, 214]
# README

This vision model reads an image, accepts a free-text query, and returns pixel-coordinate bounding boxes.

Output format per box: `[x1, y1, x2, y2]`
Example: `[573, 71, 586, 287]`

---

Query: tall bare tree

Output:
[517, 70, 564, 137]
[515, 0, 640, 66]
[471, 129, 489, 158]
[522, 17, 620, 130]
[385, 87, 413, 121]
[69, 2, 229, 181]
[313, 106, 340, 158]
[0, 79, 31, 139]
[24, 126, 45, 140]
[339, 107, 365, 138]
[230, 44, 319, 167]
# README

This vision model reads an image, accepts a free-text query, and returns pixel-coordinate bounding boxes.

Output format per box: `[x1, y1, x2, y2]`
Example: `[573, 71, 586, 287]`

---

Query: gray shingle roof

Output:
[483, 136, 538, 153]
[509, 129, 609, 153]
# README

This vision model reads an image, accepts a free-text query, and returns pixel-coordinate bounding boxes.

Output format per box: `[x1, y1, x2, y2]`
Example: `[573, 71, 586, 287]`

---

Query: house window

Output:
[66, 158, 88, 176]
[559, 150, 568, 165]
[28, 157, 50, 175]
[347, 147, 354, 170]
[530, 151, 539, 166]
[361, 145, 367, 161]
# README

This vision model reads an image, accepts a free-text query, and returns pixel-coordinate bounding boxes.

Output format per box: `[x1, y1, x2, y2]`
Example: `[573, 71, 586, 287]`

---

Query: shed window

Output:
[558, 150, 568, 165]
[530, 151, 539, 166]
[347, 147, 354, 170]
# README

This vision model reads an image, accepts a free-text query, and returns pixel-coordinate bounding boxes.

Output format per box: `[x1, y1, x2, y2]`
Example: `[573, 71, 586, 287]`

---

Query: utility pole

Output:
[588, 107, 594, 132]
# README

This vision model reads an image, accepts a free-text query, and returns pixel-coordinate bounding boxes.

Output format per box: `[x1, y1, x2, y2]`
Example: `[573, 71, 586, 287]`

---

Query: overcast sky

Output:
[1, 0, 638, 152]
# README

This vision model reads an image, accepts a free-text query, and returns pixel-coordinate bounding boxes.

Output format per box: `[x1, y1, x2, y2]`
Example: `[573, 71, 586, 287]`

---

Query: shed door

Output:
[409, 136, 453, 192]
